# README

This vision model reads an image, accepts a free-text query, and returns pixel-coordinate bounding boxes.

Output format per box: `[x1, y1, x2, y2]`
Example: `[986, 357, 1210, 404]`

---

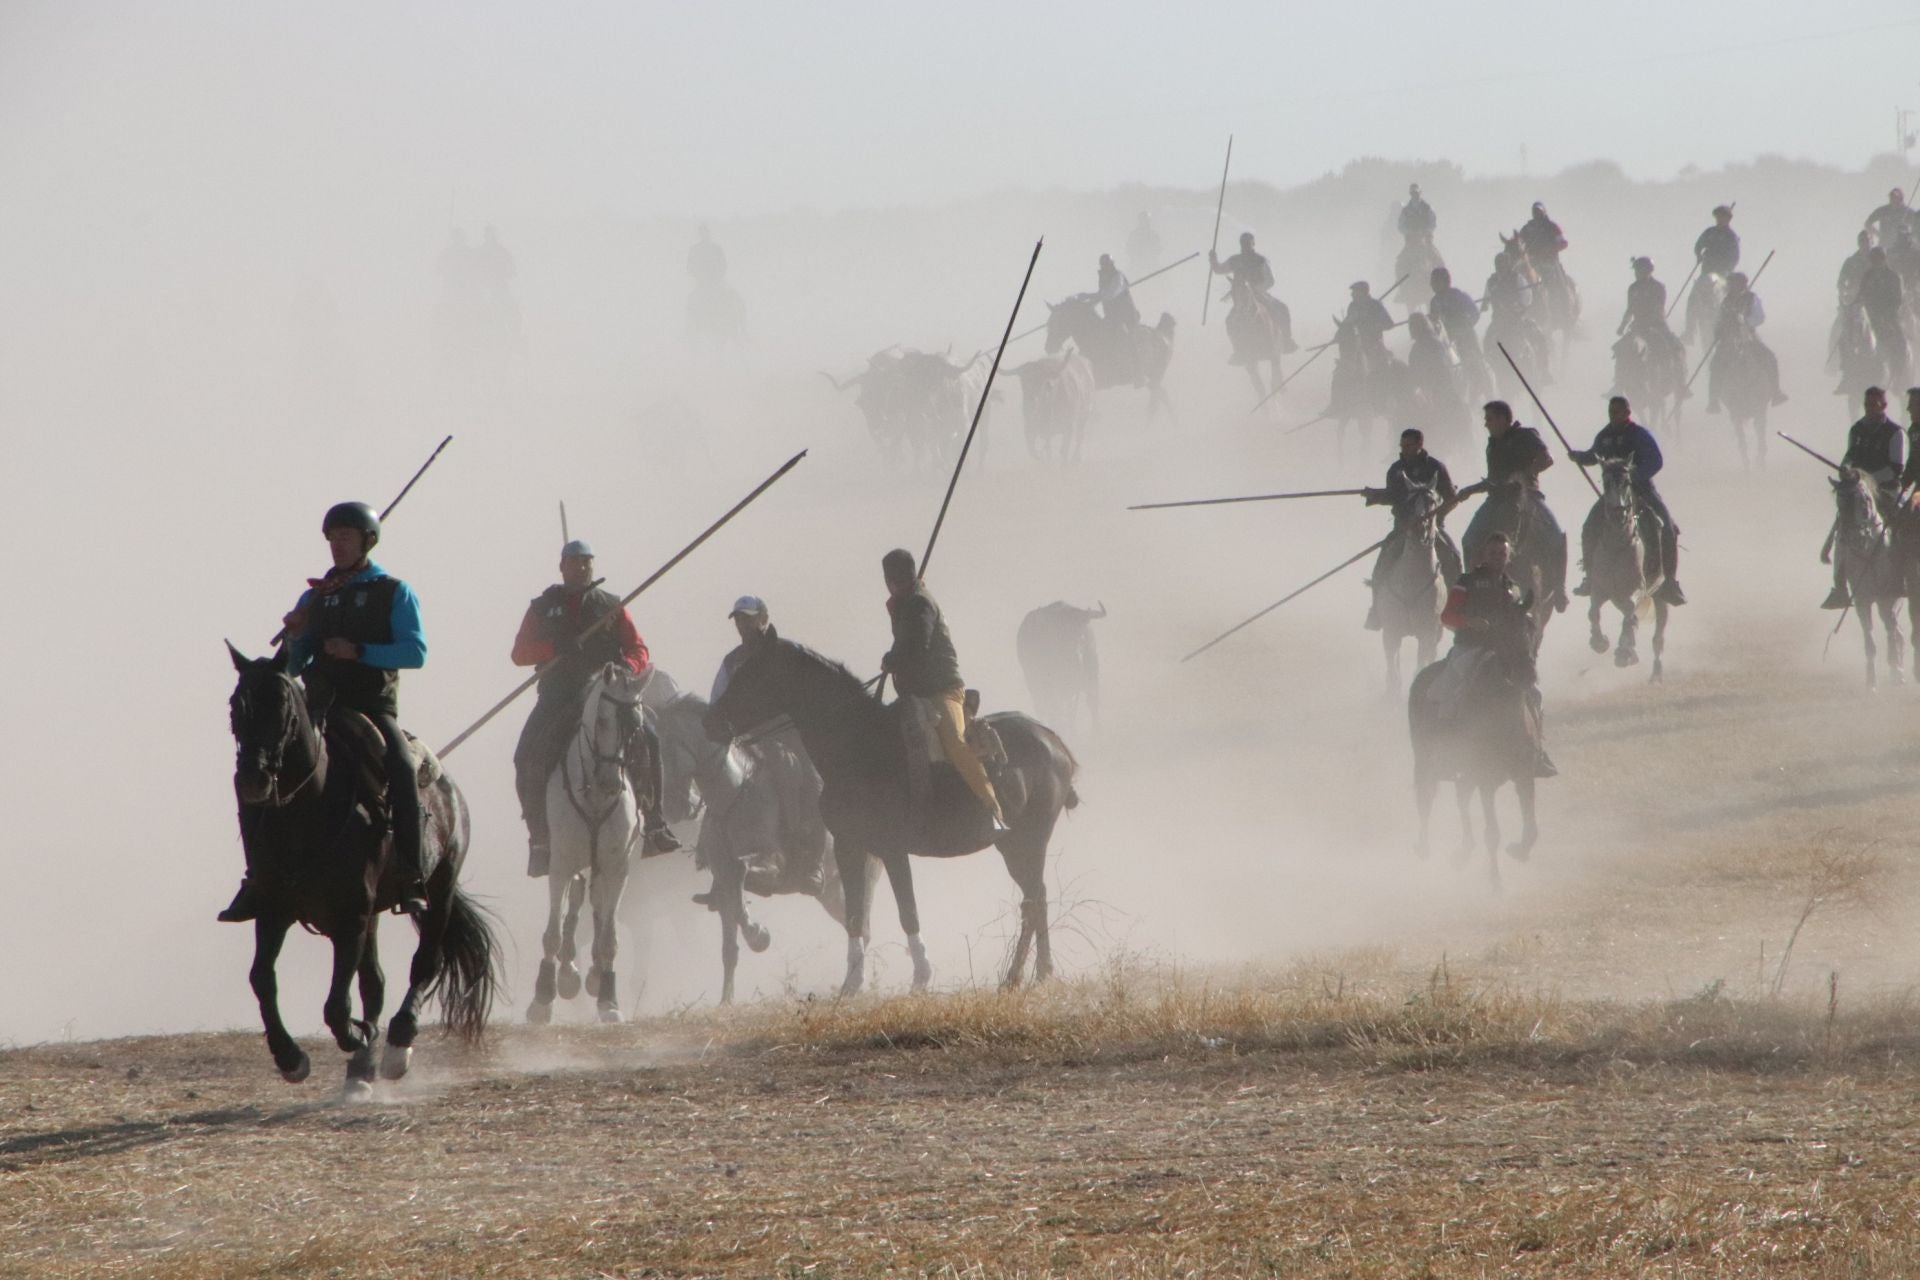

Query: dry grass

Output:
[9, 963, 1920, 1279]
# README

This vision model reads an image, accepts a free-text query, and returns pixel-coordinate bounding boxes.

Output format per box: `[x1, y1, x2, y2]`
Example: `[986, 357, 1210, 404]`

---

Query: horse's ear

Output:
[226, 640, 250, 672]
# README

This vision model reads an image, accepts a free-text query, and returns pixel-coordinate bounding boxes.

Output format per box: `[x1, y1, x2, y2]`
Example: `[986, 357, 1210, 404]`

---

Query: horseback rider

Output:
[1076, 253, 1142, 383]
[1866, 189, 1916, 251]
[1438, 531, 1556, 775]
[1363, 427, 1461, 630]
[1906, 388, 1920, 491]
[1570, 395, 1687, 605]
[1399, 183, 1437, 240]
[687, 223, 727, 288]
[1709, 272, 1788, 410]
[711, 595, 776, 703]
[1825, 386, 1906, 608]
[1127, 211, 1162, 272]
[1428, 266, 1487, 397]
[1618, 257, 1689, 398]
[512, 539, 679, 877]
[1210, 231, 1296, 349]
[1518, 202, 1567, 267]
[219, 502, 431, 923]
[1839, 230, 1875, 299]
[1858, 248, 1910, 387]
[879, 548, 1007, 834]
[1406, 314, 1465, 425]
[1456, 400, 1568, 612]
[1693, 205, 1740, 278]
[1344, 281, 1395, 370]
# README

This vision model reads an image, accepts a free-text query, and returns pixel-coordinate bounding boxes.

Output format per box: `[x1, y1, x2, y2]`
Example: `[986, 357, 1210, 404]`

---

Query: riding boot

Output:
[376, 717, 429, 918]
[1656, 528, 1687, 605]
[628, 725, 682, 856]
[1824, 563, 1851, 610]
[217, 877, 262, 923]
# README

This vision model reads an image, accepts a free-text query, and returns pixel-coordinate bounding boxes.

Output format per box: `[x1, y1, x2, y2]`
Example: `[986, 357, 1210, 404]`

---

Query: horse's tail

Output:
[433, 887, 505, 1045]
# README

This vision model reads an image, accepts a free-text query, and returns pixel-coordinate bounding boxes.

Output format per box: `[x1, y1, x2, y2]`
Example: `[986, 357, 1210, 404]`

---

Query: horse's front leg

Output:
[555, 873, 586, 1000]
[249, 917, 309, 1083]
[1616, 602, 1640, 668]
[528, 871, 570, 1024]
[835, 842, 871, 997]
[1650, 601, 1668, 684]
[1482, 787, 1503, 891]
[879, 853, 932, 992]
[1382, 633, 1401, 701]
[1510, 778, 1538, 860]
[586, 833, 632, 1023]
[1588, 595, 1609, 654]
[1884, 600, 1906, 685]
[322, 920, 375, 1098]
[1859, 602, 1879, 688]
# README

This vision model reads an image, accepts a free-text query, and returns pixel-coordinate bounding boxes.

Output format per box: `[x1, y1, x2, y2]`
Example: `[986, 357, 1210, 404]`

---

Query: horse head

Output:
[1833, 467, 1885, 544]
[1044, 295, 1095, 354]
[1402, 481, 1441, 547]
[708, 638, 790, 742]
[1599, 458, 1639, 529]
[226, 642, 319, 807]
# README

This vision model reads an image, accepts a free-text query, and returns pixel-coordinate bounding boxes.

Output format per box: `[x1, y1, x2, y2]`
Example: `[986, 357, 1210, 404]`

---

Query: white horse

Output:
[528, 663, 647, 1024]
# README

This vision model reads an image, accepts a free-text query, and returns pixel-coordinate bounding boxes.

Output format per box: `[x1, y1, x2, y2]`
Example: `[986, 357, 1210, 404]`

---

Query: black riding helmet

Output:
[322, 501, 380, 545]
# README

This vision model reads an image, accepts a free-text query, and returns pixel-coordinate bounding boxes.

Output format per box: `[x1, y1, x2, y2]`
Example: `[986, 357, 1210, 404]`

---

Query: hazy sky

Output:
[5, 0, 1918, 227]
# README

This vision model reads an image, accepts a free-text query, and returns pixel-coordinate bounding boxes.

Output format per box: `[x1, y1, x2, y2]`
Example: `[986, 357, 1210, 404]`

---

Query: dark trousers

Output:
[370, 712, 426, 887]
[514, 693, 666, 845]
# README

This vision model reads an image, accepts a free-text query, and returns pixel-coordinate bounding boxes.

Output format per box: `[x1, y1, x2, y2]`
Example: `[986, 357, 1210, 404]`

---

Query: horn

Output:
[1091, 601, 1108, 619]
[227, 640, 250, 672]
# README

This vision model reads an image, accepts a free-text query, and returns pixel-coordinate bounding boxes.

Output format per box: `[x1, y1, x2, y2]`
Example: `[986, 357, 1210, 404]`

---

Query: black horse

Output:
[225, 645, 501, 1094]
[708, 638, 1080, 994]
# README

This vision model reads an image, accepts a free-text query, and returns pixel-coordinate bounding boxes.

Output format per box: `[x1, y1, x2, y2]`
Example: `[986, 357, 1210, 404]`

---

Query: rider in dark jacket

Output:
[1457, 401, 1568, 612]
[1693, 206, 1740, 277]
[1364, 428, 1461, 629]
[1570, 396, 1686, 605]
[1825, 387, 1905, 608]
[1618, 257, 1689, 397]
[219, 502, 430, 922]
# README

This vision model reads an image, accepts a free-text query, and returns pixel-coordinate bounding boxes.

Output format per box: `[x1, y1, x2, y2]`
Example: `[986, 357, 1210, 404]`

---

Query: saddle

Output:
[326, 710, 441, 806]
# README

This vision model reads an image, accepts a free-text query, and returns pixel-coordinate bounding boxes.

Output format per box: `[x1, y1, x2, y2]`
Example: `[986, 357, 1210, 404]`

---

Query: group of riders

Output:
[219, 512, 1011, 925]
[1830, 188, 1918, 397]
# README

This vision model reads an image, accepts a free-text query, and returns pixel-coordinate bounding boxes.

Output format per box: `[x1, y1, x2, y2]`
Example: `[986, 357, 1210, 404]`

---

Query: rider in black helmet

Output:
[219, 502, 432, 922]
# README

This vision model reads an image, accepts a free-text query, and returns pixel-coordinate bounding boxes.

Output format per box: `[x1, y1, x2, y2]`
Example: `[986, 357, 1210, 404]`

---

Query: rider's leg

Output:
[929, 688, 1006, 831]
[1573, 504, 1601, 595]
[1366, 533, 1404, 630]
[620, 710, 682, 855]
[372, 713, 428, 917]
[1758, 343, 1787, 405]
[514, 696, 570, 876]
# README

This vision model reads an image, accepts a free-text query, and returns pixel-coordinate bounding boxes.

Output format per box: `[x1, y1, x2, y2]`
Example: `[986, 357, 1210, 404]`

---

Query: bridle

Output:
[233, 673, 321, 807]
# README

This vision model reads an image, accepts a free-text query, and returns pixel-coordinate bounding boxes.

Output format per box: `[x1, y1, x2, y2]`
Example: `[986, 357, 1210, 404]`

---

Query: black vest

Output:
[306, 574, 401, 716]
[532, 586, 626, 701]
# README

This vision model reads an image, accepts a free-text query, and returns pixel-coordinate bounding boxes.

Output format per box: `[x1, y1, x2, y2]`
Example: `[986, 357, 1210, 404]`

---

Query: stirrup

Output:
[1571, 580, 1592, 597]
[216, 879, 260, 924]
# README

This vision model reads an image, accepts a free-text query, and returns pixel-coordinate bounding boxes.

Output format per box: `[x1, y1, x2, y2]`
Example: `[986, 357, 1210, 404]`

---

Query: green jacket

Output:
[886, 585, 964, 696]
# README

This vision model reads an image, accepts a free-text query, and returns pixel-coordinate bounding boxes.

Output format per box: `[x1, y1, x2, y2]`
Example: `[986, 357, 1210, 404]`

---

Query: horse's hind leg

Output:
[1616, 603, 1639, 668]
[250, 917, 310, 1083]
[1650, 601, 1667, 683]
[999, 816, 1060, 988]
[878, 853, 932, 992]
[1860, 604, 1879, 688]
[1588, 597, 1609, 654]
[1481, 788, 1503, 891]
[351, 928, 385, 1089]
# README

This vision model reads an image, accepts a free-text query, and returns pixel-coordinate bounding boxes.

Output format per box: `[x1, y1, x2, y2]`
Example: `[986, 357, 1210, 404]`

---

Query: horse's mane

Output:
[776, 638, 874, 700]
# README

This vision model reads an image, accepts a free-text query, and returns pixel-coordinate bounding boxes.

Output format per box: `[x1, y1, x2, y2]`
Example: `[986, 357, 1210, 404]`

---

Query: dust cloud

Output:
[4, 7, 1918, 1047]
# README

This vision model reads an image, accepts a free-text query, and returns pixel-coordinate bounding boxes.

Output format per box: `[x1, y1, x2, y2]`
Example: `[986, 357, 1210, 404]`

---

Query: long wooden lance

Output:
[1182, 536, 1390, 662]
[1249, 274, 1410, 416]
[1494, 341, 1601, 499]
[1200, 134, 1233, 327]
[1684, 247, 1775, 393]
[438, 448, 809, 757]
[1005, 252, 1199, 345]
[1776, 432, 1845, 472]
[870, 238, 1046, 705]
[1130, 487, 1366, 511]
[1284, 412, 1336, 435]
[560, 501, 570, 545]
[270, 434, 454, 647]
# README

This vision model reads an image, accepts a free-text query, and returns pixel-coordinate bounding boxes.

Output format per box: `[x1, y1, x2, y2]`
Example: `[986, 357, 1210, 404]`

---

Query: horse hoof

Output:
[280, 1052, 312, 1084]
[838, 977, 864, 998]
[1589, 635, 1609, 654]
[527, 1000, 553, 1026]
[1616, 649, 1638, 668]
[341, 1078, 375, 1104]
[379, 1044, 412, 1081]
[744, 923, 772, 954]
[556, 963, 582, 1001]
[583, 967, 601, 1000]
[1509, 836, 1536, 862]
[597, 1004, 623, 1025]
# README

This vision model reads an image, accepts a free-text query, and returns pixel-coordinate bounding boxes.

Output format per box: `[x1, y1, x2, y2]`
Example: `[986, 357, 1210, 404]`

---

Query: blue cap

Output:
[728, 595, 768, 618]
[561, 539, 594, 559]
